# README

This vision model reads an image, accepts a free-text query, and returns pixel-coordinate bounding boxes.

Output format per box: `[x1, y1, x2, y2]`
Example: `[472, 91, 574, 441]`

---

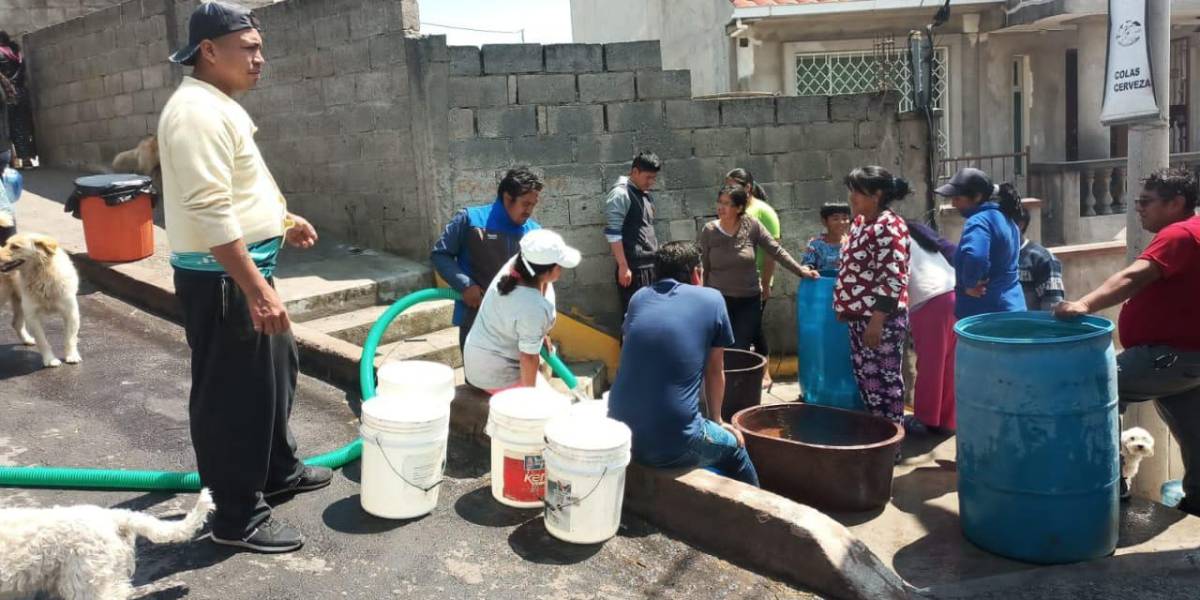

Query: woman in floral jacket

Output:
[836, 166, 912, 427]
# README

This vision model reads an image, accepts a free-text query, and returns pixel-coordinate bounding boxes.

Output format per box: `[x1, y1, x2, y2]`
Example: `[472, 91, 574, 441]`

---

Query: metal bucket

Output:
[721, 349, 766, 422]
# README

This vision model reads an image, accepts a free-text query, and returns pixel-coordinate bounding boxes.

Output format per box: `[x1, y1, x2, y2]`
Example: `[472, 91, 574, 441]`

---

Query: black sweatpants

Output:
[751, 298, 770, 357]
[175, 269, 305, 538]
[617, 264, 657, 323]
[723, 294, 761, 351]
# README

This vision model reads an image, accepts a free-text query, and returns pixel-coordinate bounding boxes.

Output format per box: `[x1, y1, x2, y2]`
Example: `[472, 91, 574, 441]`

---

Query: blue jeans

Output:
[658, 420, 760, 487]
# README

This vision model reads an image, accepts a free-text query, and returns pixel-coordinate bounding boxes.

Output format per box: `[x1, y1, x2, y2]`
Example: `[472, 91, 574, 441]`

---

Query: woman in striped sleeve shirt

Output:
[836, 166, 912, 427]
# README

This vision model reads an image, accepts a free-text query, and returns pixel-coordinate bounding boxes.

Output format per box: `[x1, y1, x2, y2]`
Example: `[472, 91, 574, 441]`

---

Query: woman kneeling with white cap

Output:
[464, 229, 581, 393]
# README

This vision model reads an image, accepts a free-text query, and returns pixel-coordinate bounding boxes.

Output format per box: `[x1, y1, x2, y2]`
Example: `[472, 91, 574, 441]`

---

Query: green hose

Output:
[0, 287, 579, 492]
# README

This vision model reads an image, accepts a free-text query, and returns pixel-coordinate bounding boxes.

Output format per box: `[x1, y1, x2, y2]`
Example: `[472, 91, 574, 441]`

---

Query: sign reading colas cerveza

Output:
[1101, 0, 1160, 126]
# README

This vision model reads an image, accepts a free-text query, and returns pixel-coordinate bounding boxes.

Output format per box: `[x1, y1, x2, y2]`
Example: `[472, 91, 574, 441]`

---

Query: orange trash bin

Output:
[66, 174, 157, 263]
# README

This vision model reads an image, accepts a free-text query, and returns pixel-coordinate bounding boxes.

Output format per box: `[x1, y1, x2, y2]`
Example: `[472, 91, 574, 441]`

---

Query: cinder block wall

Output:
[0, 0, 125, 38]
[444, 40, 928, 342]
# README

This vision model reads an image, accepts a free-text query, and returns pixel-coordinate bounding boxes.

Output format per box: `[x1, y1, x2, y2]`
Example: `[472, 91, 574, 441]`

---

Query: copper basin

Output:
[732, 403, 904, 512]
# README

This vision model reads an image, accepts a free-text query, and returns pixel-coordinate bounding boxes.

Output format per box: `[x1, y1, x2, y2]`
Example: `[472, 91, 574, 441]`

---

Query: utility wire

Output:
[422, 21, 524, 35]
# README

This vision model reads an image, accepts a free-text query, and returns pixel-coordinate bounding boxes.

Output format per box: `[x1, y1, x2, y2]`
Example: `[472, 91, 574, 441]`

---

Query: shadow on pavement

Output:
[453, 485, 540, 528]
[321, 493, 425, 534]
[0, 343, 44, 379]
[507, 518, 603, 565]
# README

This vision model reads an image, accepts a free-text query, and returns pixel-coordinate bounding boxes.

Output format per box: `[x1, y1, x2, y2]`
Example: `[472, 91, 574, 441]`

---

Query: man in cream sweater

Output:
[160, 2, 330, 553]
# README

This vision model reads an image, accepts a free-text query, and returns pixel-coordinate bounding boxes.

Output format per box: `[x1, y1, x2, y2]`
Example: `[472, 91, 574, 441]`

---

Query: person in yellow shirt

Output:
[160, 1, 329, 554]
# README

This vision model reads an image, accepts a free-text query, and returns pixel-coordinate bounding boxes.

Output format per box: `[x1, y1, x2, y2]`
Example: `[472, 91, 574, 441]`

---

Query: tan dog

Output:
[0, 232, 81, 367]
[111, 134, 159, 176]
[0, 212, 34, 347]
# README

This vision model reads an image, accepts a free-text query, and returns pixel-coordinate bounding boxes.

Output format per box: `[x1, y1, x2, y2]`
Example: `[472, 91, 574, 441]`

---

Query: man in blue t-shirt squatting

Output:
[607, 241, 760, 486]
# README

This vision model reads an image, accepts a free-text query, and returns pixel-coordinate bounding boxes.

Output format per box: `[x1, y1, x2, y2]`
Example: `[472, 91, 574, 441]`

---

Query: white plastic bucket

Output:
[359, 394, 450, 519]
[566, 397, 608, 420]
[377, 360, 455, 405]
[486, 388, 571, 508]
[542, 414, 632, 544]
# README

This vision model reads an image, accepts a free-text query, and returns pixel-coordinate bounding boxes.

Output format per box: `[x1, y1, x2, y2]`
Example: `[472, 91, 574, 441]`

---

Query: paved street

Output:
[0, 288, 812, 599]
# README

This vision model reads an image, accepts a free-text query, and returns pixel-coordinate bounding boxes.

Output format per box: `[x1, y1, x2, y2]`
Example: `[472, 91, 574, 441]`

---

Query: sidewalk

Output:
[14, 168, 431, 388]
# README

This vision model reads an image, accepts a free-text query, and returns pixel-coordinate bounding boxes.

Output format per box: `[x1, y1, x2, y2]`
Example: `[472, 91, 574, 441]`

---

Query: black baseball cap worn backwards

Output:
[169, 2, 261, 66]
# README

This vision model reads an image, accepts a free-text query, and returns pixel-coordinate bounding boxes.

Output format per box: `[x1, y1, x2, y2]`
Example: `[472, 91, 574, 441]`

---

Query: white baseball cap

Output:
[520, 229, 581, 269]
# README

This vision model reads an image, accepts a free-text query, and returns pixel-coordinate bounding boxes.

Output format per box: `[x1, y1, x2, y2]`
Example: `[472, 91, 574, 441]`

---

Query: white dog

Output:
[0, 213, 36, 347]
[0, 231, 82, 367]
[0, 489, 214, 600]
[1121, 426, 1156, 484]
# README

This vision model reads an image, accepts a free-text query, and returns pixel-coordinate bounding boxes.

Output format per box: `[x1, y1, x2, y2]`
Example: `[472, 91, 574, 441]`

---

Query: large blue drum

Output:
[955, 312, 1118, 564]
[796, 273, 862, 411]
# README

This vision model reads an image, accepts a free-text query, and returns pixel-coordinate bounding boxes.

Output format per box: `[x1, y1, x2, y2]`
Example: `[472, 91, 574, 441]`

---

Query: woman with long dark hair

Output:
[699, 185, 817, 352]
[837, 166, 912, 427]
[463, 229, 580, 393]
[0, 32, 37, 169]
[935, 168, 1025, 318]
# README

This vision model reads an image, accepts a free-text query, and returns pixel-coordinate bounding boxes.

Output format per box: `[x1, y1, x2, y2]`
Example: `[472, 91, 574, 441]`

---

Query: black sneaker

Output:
[264, 466, 334, 499]
[211, 519, 304, 553]
[1177, 495, 1200, 518]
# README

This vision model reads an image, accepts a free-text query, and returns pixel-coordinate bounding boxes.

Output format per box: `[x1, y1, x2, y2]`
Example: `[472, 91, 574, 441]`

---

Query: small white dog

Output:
[0, 231, 82, 367]
[0, 489, 214, 600]
[1121, 426, 1156, 484]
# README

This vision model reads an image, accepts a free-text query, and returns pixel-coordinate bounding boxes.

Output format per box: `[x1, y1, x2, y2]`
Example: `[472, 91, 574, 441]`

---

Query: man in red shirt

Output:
[1056, 168, 1200, 515]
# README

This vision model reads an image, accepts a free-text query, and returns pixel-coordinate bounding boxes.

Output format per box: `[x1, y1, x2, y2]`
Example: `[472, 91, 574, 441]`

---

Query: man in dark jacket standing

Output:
[431, 167, 543, 349]
[604, 151, 662, 321]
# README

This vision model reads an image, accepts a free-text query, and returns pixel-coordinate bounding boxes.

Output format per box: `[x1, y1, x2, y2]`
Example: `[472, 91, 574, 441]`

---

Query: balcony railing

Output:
[1031, 152, 1200, 217]
[939, 147, 1029, 185]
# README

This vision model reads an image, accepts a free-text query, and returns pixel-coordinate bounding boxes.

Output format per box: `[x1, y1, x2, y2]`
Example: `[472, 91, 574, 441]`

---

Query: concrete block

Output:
[804, 122, 858, 150]
[355, 71, 393, 102]
[512, 135, 575, 166]
[120, 69, 142, 94]
[665, 99, 719, 128]
[636, 69, 691, 100]
[542, 163, 604, 198]
[576, 132, 637, 164]
[476, 105, 537, 138]
[132, 89, 156, 114]
[449, 45, 481, 76]
[662, 157, 728, 190]
[693, 127, 747, 157]
[545, 44, 604, 73]
[481, 43, 543, 74]
[857, 120, 886, 149]
[548, 105, 604, 135]
[577, 73, 635, 105]
[827, 149, 867, 184]
[777, 96, 829, 124]
[516, 74, 577, 105]
[758, 182, 795, 210]
[361, 131, 401, 158]
[368, 34, 406, 68]
[749, 125, 806, 155]
[113, 93, 134, 116]
[321, 77, 354, 107]
[348, 0, 388, 40]
[605, 101, 662, 132]
[729, 154, 776, 185]
[314, 15, 350, 50]
[635, 128, 693, 159]
[307, 53, 336, 78]
[720, 98, 775, 127]
[604, 41, 661, 71]
[681, 187, 717, 218]
[795, 180, 842, 211]
[775, 150, 831, 182]
[448, 75, 508, 108]
[330, 40, 371, 75]
[449, 108, 474, 139]
[568, 197, 609, 227]
[830, 94, 871, 121]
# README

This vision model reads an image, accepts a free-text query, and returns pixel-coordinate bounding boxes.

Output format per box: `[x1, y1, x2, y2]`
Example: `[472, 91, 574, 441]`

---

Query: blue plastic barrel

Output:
[796, 272, 862, 411]
[955, 312, 1118, 564]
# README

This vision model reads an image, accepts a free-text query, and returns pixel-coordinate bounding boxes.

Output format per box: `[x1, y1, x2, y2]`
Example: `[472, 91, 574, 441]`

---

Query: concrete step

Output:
[549, 360, 608, 399]
[275, 242, 433, 322]
[301, 299, 455, 347]
[374, 326, 461, 369]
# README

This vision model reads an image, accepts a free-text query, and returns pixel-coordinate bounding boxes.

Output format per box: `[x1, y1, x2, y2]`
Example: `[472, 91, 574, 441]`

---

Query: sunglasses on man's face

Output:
[1135, 196, 1160, 208]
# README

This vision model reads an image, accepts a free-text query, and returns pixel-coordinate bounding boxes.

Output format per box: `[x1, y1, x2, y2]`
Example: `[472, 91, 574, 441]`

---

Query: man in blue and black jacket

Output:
[431, 167, 543, 349]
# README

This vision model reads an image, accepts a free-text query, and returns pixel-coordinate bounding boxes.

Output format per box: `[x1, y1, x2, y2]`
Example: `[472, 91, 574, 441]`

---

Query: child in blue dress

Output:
[802, 203, 851, 273]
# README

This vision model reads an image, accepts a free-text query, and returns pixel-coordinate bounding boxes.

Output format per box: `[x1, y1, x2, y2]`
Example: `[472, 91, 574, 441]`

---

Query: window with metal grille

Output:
[794, 48, 949, 158]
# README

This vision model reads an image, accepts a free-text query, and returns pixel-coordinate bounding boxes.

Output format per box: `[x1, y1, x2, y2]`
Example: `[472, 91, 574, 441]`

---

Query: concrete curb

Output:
[448, 386, 913, 600]
[72, 250, 912, 600]
[70, 251, 366, 392]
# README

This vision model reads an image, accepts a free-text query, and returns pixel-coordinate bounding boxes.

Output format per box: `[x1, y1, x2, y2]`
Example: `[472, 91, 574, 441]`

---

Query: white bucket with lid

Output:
[542, 414, 632, 544]
[359, 394, 450, 519]
[377, 360, 455, 405]
[486, 387, 571, 508]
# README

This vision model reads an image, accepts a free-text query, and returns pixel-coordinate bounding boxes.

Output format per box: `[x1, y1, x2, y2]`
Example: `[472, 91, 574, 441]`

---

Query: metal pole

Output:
[1125, 0, 1170, 259]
